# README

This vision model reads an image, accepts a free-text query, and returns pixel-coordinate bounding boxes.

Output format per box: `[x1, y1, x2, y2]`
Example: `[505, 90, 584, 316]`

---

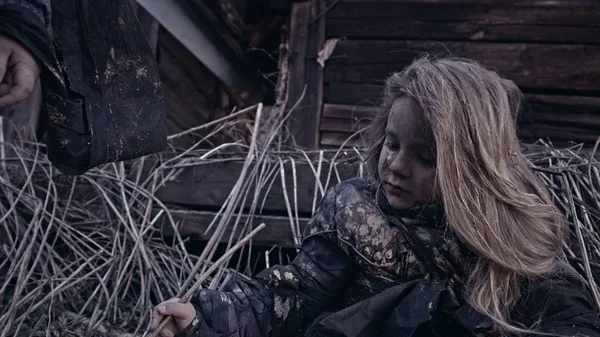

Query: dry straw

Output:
[0, 101, 598, 336]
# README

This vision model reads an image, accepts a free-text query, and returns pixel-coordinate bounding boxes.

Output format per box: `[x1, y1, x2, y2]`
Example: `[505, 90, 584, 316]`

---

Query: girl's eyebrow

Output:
[384, 128, 398, 137]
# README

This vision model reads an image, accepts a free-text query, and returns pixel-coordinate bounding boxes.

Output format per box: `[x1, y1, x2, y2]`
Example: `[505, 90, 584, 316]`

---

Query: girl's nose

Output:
[388, 150, 410, 178]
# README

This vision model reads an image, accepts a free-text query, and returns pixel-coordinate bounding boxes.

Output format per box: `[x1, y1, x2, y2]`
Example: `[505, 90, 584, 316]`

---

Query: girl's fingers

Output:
[0, 84, 11, 96]
[150, 298, 179, 331]
[158, 302, 194, 320]
[149, 308, 161, 331]
[159, 326, 175, 337]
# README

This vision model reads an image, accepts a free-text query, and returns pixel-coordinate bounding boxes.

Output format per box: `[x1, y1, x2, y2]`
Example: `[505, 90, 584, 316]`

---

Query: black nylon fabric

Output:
[0, 2, 167, 175]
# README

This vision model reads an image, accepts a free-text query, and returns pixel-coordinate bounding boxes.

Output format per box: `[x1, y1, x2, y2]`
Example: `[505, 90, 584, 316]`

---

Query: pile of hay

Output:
[0, 105, 598, 336]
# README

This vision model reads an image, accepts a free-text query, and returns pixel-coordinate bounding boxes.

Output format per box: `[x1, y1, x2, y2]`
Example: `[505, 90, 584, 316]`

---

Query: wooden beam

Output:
[320, 117, 369, 133]
[518, 125, 600, 143]
[285, 0, 326, 150]
[270, 0, 301, 12]
[136, 0, 249, 90]
[328, 1, 600, 25]
[326, 83, 383, 105]
[216, 0, 247, 42]
[323, 103, 378, 119]
[320, 131, 360, 148]
[334, 0, 598, 5]
[189, 0, 247, 61]
[158, 209, 308, 248]
[154, 160, 360, 214]
[327, 18, 600, 44]
[322, 85, 600, 144]
[326, 1, 600, 44]
[158, 29, 219, 97]
[324, 40, 600, 92]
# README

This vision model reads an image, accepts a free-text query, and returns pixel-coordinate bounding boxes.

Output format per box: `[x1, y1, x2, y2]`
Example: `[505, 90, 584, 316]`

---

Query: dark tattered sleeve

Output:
[178, 186, 356, 337]
[516, 264, 600, 337]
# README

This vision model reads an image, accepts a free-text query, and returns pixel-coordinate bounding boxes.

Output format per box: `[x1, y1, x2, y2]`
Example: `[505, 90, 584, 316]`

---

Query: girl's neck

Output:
[376, 184, 445, 228]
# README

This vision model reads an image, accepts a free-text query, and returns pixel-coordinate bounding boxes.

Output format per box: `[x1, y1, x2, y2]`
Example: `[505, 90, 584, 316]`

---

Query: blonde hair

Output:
[365, 57, 564, 332]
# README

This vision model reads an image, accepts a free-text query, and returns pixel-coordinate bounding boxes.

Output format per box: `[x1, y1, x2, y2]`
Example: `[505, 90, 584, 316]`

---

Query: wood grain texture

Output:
[324, 40, 600, 91]
[158, 209, 308, 248]
[154, 160, 360, 214]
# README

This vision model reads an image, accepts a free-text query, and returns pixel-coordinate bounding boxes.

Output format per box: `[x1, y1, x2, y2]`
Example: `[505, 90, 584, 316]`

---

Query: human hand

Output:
[149, 298, 196, 337]
[0, 34, 40, 108]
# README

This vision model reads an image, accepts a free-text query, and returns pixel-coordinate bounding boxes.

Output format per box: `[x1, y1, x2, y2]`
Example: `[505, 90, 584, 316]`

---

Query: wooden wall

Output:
[293, 0, 600, 148]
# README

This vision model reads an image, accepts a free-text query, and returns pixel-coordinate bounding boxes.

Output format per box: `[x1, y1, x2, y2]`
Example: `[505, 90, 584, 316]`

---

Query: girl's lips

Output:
[384, 182, 411, 196]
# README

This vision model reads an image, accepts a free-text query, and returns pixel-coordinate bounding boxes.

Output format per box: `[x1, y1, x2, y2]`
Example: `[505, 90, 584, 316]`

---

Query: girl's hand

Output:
[149, 298, 196, 337]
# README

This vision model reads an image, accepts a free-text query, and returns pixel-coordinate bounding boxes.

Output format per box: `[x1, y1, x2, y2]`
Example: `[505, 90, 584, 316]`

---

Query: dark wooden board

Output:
[326, 83, 384, 105]
[328, 1, 600, 25]
[155, 160, 360, 214]
[322, 104, 378, 120]
[320, 131, 361, 147]
[334, 0, 597, 5]
[158, 209, 308, 248]
[303, 0, 326, 148]
[518, 125, 600, 143]
[324, 40, 600, 91]
[327, 83, 600, 109]
[320, 125, 598, 148]
[327, 18, 600, 44]
[320, 117, 369, 133]
[286, 2, 319, 149]
[521, 94, 600, 129]
[321, 98, 600, 131]
[158, 28, 219, 96]
[320, 86, 600, 143]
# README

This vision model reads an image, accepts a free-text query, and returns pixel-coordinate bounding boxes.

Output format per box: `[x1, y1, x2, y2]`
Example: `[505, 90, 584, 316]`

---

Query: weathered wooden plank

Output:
[269, 0, 300, 12]
[285, 2, 315, 149]
[327, 83, 600, 110]
[518, 125, 600, 143]
[320, 132, 361, 148]
[158, 28, 219, 96]
[321, 124, 598, 147]
[158, 209, 308, 248]
[304, 0, 326, 148]
[155, 160, 360, 214]
[138, 0, 249, 90]
[521, 94, 600, 129]
[320, 117, 369, 133]
[322, 85, 600, 143]
[324, 41, 600, 91]
[335, 0, 597, 5]
[323, 103, 378, 120]
[326, 83, 383, 105]
[327, 18, 600, 44]
[328, 1, 600, 26]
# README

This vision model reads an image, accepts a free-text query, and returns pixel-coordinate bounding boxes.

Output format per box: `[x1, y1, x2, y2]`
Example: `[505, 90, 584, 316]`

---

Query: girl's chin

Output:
[386, 194, 414, 211]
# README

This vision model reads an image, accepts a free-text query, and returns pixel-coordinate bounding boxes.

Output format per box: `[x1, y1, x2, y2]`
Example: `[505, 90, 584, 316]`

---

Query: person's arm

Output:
[0, 0, 49, 107]
[0, 0, 50, 27]
[519, 263, 600, 336]
[150, 186, 356, 337]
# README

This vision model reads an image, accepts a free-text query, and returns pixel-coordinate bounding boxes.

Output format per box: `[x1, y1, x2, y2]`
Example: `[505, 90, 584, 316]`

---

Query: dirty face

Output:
[378, 97, 436, 210]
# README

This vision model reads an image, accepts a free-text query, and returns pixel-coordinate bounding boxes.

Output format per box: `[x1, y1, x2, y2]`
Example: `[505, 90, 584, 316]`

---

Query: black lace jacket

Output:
[180, 178, 600, 337]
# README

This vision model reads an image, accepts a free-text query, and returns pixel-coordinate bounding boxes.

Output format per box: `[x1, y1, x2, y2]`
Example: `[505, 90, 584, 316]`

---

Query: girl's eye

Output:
[385, 140, 399, 151]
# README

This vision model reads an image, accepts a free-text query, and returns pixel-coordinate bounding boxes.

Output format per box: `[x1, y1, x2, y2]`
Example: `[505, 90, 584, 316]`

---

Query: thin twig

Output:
[146, 224, 266, 337]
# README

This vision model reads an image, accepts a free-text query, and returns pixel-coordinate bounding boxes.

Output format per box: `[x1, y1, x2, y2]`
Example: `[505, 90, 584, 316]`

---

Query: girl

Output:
[149, 57, 600, 337]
